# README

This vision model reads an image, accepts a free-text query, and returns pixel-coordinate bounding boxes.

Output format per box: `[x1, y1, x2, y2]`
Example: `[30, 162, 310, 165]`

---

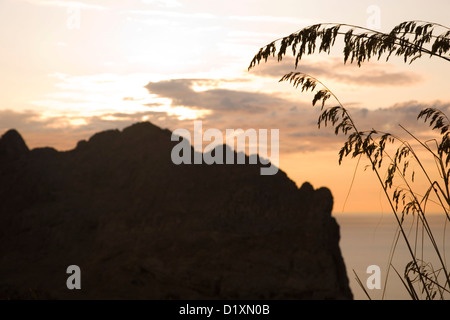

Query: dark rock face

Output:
[0, 129, 29, 159]
[0, 122, 352, 299]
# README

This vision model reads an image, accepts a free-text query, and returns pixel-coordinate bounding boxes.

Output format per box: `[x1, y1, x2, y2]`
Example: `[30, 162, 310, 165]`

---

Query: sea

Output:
[334, 212, 450, 300]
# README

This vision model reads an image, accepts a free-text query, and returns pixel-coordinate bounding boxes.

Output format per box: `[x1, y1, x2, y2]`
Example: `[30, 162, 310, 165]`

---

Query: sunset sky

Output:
[1, 0, 449, 213]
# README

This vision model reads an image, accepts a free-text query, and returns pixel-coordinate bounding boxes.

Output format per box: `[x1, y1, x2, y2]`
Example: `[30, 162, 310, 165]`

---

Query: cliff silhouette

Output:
[0, 122, 352, 299]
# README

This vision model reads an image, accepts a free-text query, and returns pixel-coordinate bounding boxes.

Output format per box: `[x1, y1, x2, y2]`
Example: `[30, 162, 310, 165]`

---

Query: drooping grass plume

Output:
[249, 20, 450, 299]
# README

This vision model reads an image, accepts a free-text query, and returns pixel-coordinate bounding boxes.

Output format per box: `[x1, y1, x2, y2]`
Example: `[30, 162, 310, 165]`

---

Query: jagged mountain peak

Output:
[0, 129, 29, 159]
[0, 122, 352, 300]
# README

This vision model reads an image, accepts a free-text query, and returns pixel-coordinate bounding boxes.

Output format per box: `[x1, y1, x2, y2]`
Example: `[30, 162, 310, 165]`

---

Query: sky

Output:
[0, 0, 449, 213]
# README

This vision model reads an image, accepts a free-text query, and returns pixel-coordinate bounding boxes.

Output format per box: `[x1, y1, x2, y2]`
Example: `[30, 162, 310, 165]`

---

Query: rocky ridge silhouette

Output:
[0, 122, 352, 299]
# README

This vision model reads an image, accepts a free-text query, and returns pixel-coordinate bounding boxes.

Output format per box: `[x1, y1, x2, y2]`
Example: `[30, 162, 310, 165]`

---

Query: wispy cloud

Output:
[229, 15, 313, 25]
[32, 72, 156, 117]
[145, 79, 289, 113]
[250, 57, 422, 87]
[0, 109, 187, 150]
[124, 9, 216, 20]
[17, 68, 448, 154]
[125, 9, 313, 26]
[141, 0, 182, 8]
[346, 101, 450, 135]
[2, 97, 449, 155]
[143, 77, 450, 153]
[24, 0, 105, 10]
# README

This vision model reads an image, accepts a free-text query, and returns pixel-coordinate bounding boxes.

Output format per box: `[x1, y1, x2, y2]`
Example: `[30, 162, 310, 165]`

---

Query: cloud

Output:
[145, 79, 290, 114]
[141, 0, 182, 8]
[125, 9, 216, 20]
[279, 100, 450, 152]
[24, 0, 105, 9]
[249, 57, 422, 87]
[5, 70, 444, 156]
[142, 78, 342, 153]
[2, 99, 449, 158]
[0, 109, 187, 151]
[228, 15, 313, 25]
[0, 110, 44, 131]
[346, 101, 450, 136]
[126, 9, 313, 25]
[143, 78, 450, 154]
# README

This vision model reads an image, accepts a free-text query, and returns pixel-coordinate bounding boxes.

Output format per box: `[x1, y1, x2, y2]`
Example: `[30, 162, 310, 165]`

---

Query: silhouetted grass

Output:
[249, 20, 450, 299]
